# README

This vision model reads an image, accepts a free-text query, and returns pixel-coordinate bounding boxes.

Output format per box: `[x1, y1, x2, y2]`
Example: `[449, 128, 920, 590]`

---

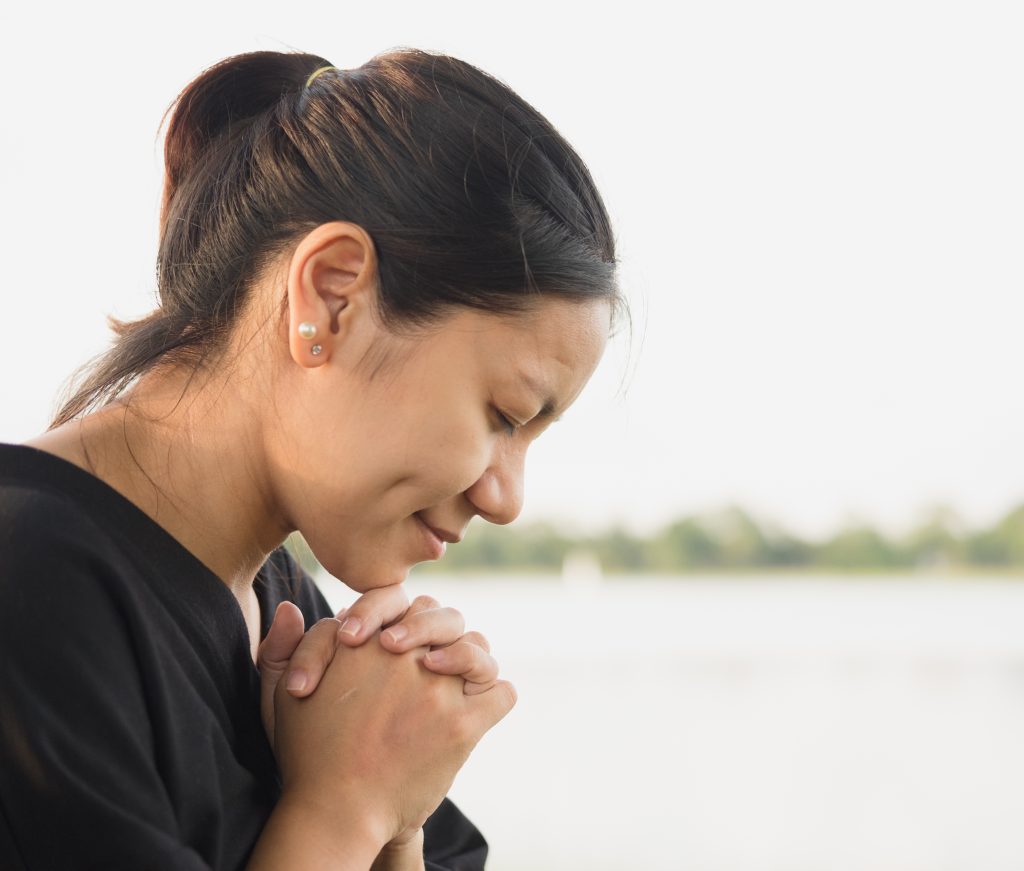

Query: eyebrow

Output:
[519, 371, 562, 423]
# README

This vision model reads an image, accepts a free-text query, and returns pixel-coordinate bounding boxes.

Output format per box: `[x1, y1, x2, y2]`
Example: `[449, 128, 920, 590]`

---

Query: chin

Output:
[339, 564, 411, 593]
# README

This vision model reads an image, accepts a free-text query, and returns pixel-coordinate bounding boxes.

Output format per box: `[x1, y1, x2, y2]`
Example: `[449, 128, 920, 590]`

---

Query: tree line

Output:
[286, 504, 1024, 575]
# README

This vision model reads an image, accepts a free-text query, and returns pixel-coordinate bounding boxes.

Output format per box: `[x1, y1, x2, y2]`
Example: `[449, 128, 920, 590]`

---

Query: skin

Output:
[26, 220, 610, 860]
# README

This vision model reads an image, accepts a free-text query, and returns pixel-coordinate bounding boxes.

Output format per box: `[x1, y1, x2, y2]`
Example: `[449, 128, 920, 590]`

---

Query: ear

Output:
[285, 222, 378, 368]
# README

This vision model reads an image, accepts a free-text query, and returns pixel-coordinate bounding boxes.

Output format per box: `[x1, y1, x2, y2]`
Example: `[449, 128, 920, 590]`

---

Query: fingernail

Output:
[286, 669, 307, 692]
[340, 617, 362, 637]
[384, 625, 408, 644]
[424, 650, 445, 665]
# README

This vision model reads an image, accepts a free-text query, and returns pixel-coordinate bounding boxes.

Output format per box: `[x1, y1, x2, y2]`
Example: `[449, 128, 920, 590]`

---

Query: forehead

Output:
[435, 296, 610, 399]
[447, 294, 605, 346]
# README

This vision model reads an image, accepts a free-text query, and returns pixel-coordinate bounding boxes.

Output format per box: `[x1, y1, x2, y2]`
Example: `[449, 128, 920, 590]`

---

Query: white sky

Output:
[1, 0, 1022, 539]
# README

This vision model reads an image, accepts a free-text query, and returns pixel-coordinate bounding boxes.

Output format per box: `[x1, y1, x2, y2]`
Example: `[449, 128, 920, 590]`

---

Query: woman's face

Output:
[265, 236, 610, 591]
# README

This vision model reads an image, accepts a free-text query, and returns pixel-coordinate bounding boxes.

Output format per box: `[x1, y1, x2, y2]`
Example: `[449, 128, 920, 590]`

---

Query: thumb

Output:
[257, 600, 307, 676]
[257, 601, 306, 748]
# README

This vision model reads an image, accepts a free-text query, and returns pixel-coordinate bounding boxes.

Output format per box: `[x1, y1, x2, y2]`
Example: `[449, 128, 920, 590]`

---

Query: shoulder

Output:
[0, 478, 149, 670]
[0, 483, 151, 730]
[0, 481, 124, 589]
[0, 481, 209, 869]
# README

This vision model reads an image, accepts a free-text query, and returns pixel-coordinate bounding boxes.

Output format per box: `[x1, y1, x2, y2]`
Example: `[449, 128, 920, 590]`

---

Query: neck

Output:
[35, 364, 289, 599]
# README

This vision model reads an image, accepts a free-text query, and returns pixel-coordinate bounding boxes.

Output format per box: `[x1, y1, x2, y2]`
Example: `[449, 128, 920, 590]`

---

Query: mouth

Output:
[414, 513, 447, 560]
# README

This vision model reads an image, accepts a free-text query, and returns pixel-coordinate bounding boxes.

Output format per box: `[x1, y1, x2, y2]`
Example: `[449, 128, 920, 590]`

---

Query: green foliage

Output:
[899, 510, 965, 568]
[816, 526, 905, 569]
[651, 517, 720, 570]
[284, 503, 1024, 575]
[965, 506, 1024, 565]
[413, 519, 572, 573]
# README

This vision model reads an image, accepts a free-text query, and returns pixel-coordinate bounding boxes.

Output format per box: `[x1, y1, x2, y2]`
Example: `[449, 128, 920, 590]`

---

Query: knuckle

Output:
[412, 594, 441, 610]
[291, 618, 341, 664]
[502, 681, 518, 708]
[461, 630, 490, 653]
[481, 650, 500, 677]
[432, 642, 466, 671]
[452, 639, 477, 664]
[464, 678, 496, 696]
[297, 617, 339, 646]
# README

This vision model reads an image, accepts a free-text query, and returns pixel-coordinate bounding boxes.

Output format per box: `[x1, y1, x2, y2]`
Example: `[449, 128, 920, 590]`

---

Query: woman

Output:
[0, 48, 625, 870]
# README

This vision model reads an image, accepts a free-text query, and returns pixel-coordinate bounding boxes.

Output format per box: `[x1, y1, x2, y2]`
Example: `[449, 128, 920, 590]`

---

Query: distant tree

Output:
[814, 526, 905, 569]
[282, 502, 1024, 576]
[899, 507, 965, 568]
[965, 505, 1024, 566]
[589, 525, 649, 571]
[703, 506, 770, 567]
[650, 517, 720, 569]
[761, 528, 814, 567]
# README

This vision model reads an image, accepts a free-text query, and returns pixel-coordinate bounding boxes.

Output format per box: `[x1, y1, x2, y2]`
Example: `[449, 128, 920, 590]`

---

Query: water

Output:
[313, 573, 1024, 871]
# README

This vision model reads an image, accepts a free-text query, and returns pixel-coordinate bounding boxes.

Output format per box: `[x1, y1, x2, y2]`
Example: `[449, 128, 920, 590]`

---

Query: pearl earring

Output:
[297, 322, 317, 340]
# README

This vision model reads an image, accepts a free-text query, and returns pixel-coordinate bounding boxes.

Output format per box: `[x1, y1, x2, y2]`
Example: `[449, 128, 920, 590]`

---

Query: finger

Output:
[385, 593, 442, 626]
[406, 593, 442, 614]
[422, 639, 498, 686]
[281, 616, 345, 697]
[380, 603, 466, 653]
[257, 601, 306, 746]
[257, 601, 307, 672]
[462, 679, 499, 696]
[451, 631, 495, 694]
[377, 594, 441, 649]
[446, 629, 490, 654]
[335, 583, 412, 646]
[465, 678, 518, 731]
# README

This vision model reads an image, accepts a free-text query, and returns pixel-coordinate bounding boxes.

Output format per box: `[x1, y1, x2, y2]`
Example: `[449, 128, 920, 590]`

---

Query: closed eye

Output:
[494, 408, 519, 436]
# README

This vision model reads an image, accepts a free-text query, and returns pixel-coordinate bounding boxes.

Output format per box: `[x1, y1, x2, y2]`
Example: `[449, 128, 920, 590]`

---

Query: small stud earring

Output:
[311, 344, 323, 356]
[298, 322, 317, 340]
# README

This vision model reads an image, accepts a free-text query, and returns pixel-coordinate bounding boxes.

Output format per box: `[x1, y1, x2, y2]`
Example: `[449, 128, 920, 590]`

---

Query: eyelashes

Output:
[494, 408, 519, 436]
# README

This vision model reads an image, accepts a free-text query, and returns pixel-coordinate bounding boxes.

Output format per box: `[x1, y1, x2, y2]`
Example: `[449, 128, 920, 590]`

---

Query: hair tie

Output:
[305, 65, 338, 88]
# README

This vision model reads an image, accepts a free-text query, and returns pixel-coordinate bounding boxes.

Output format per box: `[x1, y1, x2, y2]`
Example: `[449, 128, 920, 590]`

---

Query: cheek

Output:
[360, 395, 488, 492]
[419, 418, 491, 497]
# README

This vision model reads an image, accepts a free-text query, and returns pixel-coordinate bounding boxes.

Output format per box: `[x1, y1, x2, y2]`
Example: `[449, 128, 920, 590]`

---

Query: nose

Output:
[465, 441, 526, 526]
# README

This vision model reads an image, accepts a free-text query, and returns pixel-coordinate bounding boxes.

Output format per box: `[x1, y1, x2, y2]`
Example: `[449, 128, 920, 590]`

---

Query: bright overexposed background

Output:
[3, 0, 1024, 540]
[3, 2, 1024, 869]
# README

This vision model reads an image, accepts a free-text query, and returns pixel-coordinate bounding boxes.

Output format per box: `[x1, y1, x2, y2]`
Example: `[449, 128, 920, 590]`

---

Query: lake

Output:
[313, 572, 1024, 871]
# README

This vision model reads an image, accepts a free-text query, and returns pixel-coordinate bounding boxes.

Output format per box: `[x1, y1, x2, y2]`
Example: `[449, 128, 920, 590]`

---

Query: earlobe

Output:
[298, 322, 324, 358]
[285, 222, 376, 368]
[288, 313, 330, 367]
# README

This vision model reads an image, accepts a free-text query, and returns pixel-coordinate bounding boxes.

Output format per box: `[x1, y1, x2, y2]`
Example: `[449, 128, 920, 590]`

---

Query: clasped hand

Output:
[255, 585, 503, 856]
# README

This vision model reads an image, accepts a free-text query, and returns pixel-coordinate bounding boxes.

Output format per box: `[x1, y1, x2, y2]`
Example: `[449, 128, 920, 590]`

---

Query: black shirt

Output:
[0, 443, 487, 870]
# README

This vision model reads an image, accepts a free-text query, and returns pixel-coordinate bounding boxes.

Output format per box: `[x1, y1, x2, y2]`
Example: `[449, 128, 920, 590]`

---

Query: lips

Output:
[414, 513, 446, 559]
[415, 514, 462, 544]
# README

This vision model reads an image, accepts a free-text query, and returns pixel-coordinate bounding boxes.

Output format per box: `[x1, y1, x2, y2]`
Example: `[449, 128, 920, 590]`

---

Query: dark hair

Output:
[52, 48, 627, 427]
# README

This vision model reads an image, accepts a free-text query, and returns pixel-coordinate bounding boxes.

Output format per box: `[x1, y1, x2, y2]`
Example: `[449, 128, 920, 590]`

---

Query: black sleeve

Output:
[0, 497, 211, 871]
[273, 548, 491, 870]
[422, 798, 489, 871]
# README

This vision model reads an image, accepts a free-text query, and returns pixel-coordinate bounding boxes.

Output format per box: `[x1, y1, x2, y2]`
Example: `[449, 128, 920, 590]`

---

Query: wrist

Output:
[273, 791, 391, 868]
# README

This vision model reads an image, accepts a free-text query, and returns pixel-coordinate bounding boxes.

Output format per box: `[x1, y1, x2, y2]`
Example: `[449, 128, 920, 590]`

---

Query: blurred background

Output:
[3, 1, 1024, 868]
